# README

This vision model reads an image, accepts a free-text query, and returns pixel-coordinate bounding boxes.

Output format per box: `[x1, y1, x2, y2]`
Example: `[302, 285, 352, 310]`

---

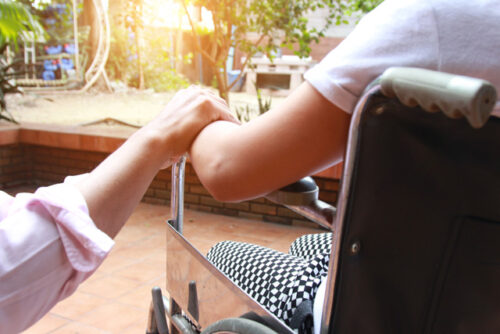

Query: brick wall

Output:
[0, 142, 340, 228]
[143, 162, 340, 227]
[26, 145, 108, 186]
[0, 144, 32, 188]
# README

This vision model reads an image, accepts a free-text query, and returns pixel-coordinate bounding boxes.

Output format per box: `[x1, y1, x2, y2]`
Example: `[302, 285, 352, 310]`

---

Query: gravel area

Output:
[5, 88, 285, 127]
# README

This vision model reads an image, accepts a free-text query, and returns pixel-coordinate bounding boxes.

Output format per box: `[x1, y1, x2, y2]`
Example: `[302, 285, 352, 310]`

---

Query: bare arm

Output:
[189, 82, 351, 202]
[75, 87, 237, 238]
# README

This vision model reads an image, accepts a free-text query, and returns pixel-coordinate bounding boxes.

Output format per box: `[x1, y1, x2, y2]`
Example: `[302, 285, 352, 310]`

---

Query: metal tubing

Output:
[319, 85, 382, 334]
[146, 301, 158, 334]
[285, 200, 336, 231]
[152, 287, 169, 334]
[170, 315, 196, 334]
[171, 156, 186, 233]
[147, 293, 172, 334]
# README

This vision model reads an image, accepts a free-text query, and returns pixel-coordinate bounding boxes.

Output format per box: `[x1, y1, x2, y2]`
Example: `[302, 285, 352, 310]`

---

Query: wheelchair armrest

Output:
[266, 177, 336, 231]
[266, 176, 318, 206]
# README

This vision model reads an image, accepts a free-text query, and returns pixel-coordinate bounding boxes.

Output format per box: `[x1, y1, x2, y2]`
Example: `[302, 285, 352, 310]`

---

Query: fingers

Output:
[192, 86, 229, 111]
[185, 85, 240, 125]
[141, 85, 241, 167]
[218, 110, 240, 124]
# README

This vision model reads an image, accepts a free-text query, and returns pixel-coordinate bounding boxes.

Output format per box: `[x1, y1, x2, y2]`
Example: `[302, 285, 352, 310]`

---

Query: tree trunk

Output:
[135, 27, 144, 90]
[215, 69, 229, 104]
[82, 0, 99, 71]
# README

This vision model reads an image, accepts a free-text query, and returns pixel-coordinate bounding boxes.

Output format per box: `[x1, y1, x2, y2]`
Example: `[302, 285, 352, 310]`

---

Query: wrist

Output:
[130, 127, 177, 169]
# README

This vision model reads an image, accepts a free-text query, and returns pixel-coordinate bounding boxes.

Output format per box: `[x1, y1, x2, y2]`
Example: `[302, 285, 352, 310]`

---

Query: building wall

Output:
[280, 36, 344, 62]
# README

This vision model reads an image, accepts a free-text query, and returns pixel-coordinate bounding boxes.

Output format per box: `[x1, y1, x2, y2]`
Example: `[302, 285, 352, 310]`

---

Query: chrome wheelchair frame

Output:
[146, 67, 498, 334]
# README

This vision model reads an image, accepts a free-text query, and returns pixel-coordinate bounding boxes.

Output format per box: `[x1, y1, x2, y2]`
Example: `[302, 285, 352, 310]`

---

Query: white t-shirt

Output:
[305, 0, 500, 115]
[307, 0, 500, 331]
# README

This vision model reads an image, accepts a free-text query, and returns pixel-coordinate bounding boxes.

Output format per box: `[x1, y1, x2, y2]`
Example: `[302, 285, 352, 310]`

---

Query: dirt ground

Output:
[5, 88, 285, 127]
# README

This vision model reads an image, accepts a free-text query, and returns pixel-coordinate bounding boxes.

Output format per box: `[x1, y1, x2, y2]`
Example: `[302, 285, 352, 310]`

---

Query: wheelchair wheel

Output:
[200, 317, 278, 334]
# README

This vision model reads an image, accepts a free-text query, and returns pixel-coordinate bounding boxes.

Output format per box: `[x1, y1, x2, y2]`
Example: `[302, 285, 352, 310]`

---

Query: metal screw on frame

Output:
[350, 240, 361, 255]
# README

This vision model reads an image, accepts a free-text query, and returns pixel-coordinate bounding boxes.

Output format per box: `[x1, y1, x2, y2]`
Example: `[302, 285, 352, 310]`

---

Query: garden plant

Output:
[182, 0, 384, 104]
[0, 0, 45, 123]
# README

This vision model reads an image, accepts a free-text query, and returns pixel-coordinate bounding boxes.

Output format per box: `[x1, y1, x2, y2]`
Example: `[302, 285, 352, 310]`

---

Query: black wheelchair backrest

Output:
[325, 68, 500, 333]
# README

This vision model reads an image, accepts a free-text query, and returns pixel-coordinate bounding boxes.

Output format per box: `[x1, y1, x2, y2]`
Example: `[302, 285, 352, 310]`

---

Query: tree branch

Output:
[181, 0, 217, 66]
[228, 34, 265, 90]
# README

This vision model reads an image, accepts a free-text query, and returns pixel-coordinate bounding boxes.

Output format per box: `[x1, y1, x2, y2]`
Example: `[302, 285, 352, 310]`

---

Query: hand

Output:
[139, 86, 239, 166]
[75, 86, 239, 237]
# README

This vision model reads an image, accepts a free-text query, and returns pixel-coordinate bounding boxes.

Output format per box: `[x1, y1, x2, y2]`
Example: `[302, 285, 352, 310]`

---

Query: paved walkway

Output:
[22, 202, 318, 333]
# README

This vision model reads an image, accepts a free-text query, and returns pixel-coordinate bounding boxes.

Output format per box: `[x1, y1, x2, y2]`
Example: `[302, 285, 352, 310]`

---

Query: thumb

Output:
[218, 110, 241, 125]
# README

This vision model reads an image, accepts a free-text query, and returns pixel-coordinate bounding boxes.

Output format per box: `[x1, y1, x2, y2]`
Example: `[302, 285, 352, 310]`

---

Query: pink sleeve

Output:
[0, 175, 114, 333]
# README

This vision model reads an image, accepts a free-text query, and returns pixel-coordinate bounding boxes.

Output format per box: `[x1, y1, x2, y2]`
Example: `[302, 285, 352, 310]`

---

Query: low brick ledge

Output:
[0, 123, 341, 227]
[0, 122, 132, 152]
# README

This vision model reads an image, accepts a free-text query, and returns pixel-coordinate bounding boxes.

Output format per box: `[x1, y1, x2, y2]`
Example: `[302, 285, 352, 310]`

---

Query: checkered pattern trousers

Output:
[207, 233, 332, 331]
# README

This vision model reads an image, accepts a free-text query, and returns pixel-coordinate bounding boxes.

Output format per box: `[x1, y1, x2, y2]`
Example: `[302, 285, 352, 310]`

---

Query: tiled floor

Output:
[22, 203, 319, 333]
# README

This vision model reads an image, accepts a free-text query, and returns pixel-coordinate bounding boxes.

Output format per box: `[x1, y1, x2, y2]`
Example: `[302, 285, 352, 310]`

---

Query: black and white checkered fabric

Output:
[206, 233, 331, 330]
[289, 233, 333, 260]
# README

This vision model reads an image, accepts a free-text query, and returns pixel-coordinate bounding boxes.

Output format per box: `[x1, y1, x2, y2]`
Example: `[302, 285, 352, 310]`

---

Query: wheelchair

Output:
[146, 67, 499, 334]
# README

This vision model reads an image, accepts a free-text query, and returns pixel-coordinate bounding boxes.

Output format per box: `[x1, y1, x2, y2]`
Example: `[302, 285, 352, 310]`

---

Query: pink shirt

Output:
[0, 175, 114, 333]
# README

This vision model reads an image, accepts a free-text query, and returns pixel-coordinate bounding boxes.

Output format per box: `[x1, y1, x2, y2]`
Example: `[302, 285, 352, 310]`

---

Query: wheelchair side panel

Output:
[166, 224, 294, 334]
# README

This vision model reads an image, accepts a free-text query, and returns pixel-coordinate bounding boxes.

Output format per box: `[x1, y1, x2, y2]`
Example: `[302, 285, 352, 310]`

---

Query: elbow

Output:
[189, 121, 250, 202]
[193, 155, 244, 202]
[208, 181, 247, 203]
[207, 185, 240, 203]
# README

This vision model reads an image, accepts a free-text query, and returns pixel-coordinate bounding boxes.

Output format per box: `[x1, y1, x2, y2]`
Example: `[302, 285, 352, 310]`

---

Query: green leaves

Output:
[0, 0, 45, 123]
[0, 59, 21, 123]
[183, 0, 384, 103]
[0, 0, 45, 48]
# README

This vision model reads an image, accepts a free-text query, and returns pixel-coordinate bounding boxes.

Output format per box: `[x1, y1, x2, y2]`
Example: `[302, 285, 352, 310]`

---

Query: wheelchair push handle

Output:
[380, 67, 497, 128]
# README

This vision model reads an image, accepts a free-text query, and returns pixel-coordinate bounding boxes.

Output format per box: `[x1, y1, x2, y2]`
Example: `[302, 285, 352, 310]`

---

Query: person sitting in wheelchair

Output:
[3, 0, 498, 332]
[185, 0, 500, 332]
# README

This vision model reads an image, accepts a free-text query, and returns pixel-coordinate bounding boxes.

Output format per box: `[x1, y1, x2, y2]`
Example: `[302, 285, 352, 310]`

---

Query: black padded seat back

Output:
[329, 93, 500, 333]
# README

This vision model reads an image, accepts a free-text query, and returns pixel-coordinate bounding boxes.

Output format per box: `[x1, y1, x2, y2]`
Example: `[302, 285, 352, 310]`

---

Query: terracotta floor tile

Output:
[77, 271, 106, 286]
[22, 314, 69, 333]
[50, 291, 108, 320]
[78, 275, 142, 300]
[51, 322, 110, 334]
[95, 251, 142, 275]
[120, 324, 152, 334]
[112, 257, 166, 283]
[77, 302, 147, 333]
[112, 225, 156, 245]
[116, 279, 165, 310]
[111, 236, 165, 262]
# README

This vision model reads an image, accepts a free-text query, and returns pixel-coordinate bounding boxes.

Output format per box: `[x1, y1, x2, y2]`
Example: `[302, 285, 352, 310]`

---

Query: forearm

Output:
[190, 121, 340, 202]
[75, 86, 238, 238]
[75, 129, 170, 238]
[190, 82, 351, 202]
